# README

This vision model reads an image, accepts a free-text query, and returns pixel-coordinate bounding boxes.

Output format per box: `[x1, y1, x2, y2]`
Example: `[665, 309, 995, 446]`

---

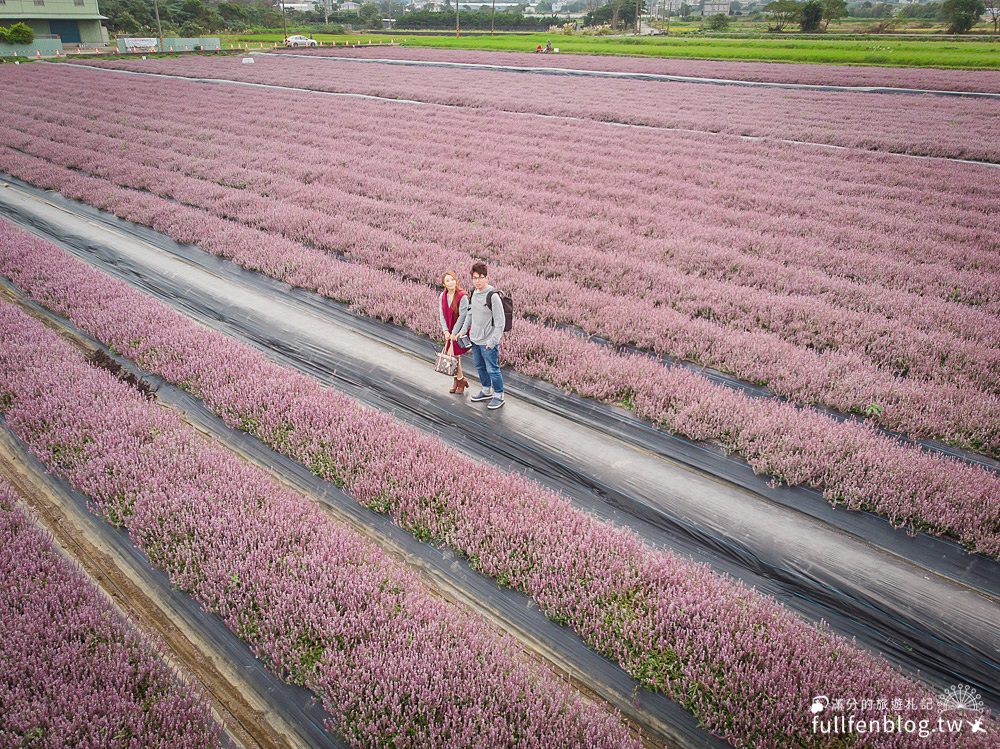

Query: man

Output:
[460, 262, 506, 410]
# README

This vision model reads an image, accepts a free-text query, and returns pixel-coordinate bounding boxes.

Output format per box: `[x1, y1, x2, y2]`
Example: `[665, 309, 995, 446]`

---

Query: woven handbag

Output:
[434, 341, 459, 377]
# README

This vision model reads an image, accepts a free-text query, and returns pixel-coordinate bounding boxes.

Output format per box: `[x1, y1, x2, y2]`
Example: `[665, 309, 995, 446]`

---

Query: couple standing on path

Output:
[439, 262, 506, 410]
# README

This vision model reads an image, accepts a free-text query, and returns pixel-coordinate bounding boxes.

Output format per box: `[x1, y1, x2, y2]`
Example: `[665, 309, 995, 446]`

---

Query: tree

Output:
[983, 0, 999, 30]
[678, 1, 692, 16]
[177, 19, 206, 35]
[171, 0, 224, 32]
[799, 0, 822, 29]
[536, 0, 553, 9]
[358, 0, 383, 25]
[0, 21, 34, 44]
[764, 0, 802, 29]
[820, 0, 846, 28]
[704, 10, 730, 25]
[730, 0, 742, 12]
[100, 0, 156, 33]
[897, 1, 940, 17]
[307, 0, 338, 24]
[940, 0, 984, 30]
[848, 1, 893, 16]
[583, 0, 645, 27]
[218, 1, 252, 26]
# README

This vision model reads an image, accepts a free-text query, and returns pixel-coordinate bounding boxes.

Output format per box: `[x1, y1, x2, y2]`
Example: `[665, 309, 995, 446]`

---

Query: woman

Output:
[439, 270, 471, 394]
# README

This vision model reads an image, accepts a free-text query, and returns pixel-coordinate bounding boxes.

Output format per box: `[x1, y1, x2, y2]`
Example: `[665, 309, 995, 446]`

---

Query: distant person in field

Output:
[535, 44, 543, 53]
[544, 40, 553, 53]
[439, 270, 471, 395]
[460, 262, 507, 410]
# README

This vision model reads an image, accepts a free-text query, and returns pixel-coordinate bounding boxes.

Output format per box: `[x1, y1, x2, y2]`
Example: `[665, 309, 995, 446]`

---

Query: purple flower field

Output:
[0, 481, 222, 749]
[2, 88, 998, 552]
[0, 300, 639, 749]
[1, 242, 996, 747]
[1, 178, 997, 555]
[74, 55, 1000, 162]
[287, 45, 1000, 94]
[1, 65, 997, 461]
[1, 44, 998, 748]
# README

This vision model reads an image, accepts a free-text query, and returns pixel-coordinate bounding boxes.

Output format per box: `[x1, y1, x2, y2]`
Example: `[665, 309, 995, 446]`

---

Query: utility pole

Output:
[491, 0, 496, 33]
[456, 0, 461, 35]
[280, 0, 288, 42]
[152, 0, 164, 52]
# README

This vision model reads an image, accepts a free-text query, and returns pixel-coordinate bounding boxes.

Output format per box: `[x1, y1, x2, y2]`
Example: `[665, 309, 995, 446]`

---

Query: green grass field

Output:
[222, 29, 1000, 69]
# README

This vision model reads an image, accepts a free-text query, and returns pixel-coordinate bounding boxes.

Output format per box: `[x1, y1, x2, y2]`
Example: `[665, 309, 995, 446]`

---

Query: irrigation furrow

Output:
[1, 179, 997, 711]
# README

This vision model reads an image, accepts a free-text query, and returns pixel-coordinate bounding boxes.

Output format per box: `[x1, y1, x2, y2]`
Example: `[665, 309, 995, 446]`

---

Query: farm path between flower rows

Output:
[0, 411, 342, 749]
[2, 176, 998, 712]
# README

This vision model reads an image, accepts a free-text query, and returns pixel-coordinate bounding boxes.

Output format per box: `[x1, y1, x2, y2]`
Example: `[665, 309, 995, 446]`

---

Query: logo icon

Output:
[810, 696, 829, 715]
[938, 685, 985, 714]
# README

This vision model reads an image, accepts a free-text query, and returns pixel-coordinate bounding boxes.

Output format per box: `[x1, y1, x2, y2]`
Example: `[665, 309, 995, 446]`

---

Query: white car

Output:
[285, 35, 318, 48]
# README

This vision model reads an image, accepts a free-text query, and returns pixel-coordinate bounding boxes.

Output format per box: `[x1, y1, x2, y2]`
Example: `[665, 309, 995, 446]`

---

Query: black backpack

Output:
[484, 289, 514, 333]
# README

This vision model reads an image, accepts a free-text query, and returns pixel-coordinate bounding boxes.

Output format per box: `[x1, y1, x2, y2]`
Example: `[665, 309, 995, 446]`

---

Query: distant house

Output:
[469, 1, 525, 9]
[0, 0, 108, 45]
[339, 1, 360, 9]
[702, 0, 731, 13]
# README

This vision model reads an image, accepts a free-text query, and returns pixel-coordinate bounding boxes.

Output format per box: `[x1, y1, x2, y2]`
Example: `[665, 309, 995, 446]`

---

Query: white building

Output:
[702, 0, 731, 13]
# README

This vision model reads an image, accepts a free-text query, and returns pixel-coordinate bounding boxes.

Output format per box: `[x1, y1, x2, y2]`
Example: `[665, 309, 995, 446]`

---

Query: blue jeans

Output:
[471, 343, 503, 395]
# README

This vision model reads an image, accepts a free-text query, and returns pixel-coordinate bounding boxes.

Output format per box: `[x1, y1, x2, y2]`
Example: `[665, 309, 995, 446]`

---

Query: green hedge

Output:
[393, 9, 562, 30]
[0, 22, 35, 45]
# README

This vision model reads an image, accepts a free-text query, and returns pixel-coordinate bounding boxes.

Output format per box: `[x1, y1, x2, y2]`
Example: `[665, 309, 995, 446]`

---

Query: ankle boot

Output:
[455, 377, 469, 394]
[449, 377, 461, 394]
